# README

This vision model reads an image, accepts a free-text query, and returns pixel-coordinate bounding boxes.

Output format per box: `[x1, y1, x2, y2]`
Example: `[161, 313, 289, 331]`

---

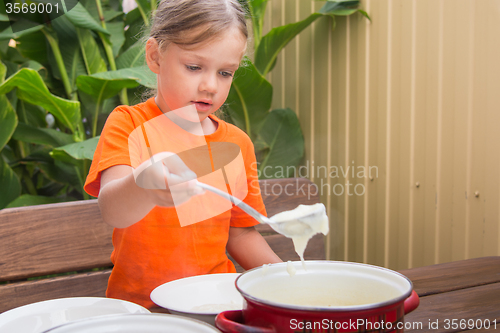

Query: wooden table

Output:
[399, 256, 500, 332]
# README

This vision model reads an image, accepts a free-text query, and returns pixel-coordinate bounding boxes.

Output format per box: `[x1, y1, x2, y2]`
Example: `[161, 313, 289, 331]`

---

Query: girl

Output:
[84, 0, 282, 309]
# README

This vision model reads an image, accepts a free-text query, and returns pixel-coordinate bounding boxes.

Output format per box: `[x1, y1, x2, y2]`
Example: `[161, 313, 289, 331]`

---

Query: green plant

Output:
[0, 0, 367, 209]
[0, 0, 155, 209]
[227, 0, 368, 179]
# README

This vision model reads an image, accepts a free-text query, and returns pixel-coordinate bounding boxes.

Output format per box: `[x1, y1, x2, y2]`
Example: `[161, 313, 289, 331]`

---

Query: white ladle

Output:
[195, 181, 325, 237]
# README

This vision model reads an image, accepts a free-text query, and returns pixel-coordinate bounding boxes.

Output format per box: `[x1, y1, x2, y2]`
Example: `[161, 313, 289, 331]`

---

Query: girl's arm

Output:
[99, 165, 158, 228]
[98, 155, 201, 228]
[226, 226, 283, 270]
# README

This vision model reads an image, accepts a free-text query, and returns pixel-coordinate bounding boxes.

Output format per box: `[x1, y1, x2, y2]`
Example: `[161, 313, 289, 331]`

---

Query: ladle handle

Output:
[195, 181, 272, 225]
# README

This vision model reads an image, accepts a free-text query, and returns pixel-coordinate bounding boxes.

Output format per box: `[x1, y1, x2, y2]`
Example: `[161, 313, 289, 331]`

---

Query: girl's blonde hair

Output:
[149, 0, 247, 51]
[139, 0, 249, 105]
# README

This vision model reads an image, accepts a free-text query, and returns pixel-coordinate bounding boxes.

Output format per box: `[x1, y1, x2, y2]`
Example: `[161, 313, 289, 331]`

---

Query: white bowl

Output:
[41, 313, 221, 333]
[150, 273, 243, 326]
[0, 297, 150, 333]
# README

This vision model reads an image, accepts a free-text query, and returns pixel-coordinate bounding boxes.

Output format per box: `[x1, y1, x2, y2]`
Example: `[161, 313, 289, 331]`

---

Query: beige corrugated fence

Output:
[261, 0, 500, 270]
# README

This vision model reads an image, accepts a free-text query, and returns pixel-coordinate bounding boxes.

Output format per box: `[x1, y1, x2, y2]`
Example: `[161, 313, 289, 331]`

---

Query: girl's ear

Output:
[146, 37, 161, 74]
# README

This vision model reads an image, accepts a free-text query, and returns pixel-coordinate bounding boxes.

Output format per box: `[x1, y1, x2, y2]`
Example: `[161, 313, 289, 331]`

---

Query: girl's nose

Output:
[199, 73, 218, 94]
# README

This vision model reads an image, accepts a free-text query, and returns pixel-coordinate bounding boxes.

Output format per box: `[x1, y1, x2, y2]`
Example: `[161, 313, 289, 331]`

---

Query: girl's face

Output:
[146, 26, 247, 124]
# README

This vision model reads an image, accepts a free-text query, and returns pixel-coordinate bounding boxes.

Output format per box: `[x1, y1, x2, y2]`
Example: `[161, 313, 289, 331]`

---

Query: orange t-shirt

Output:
[84, 97, 264, 308]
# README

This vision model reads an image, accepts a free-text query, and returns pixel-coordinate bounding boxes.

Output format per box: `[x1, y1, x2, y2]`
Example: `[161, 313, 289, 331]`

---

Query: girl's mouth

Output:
[192, 101, 212, 112]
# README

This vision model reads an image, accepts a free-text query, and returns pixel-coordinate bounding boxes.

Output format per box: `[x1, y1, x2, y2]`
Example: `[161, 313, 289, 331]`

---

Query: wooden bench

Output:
[0, 178, 324, 313]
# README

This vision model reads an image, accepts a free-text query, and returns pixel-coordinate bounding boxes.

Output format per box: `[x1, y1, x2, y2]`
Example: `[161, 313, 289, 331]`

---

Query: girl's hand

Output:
[98, 152, 204, 228]
[133, 152, 204, 207]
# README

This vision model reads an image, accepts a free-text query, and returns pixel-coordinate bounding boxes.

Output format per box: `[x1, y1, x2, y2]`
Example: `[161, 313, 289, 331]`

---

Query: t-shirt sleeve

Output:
[229, 134, 266, 228]
[84, 108, 137, 198]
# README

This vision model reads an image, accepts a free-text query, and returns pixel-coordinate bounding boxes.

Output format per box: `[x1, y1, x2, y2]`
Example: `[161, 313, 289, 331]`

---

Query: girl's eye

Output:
[220, 71, 233, 78]
[186, 65, 201, 71]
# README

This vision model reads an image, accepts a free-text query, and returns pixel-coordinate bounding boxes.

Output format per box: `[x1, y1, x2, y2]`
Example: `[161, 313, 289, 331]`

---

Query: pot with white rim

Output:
[216, 261, 419, 333]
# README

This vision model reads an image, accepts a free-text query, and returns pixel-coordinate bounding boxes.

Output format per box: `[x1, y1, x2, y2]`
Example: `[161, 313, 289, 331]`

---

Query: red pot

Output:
[216, 261, 419, 333]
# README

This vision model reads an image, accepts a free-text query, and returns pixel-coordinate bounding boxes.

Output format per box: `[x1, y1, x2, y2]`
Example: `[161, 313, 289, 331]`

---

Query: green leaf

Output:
[0, 93, 18, 151]
[0, 19, 44, 41]
[76, 65, 155, 100]
[37, 181, 66, 197]
[0, 68, 81, 133]
[21, 60, 46, 73]
[253, 137, 269, 153]
[357, 9, 371, 21]
[247, 0, 269, 49]
[0, 64, 19, 151]
[319, 0, 359, 15]
[51, 14, 86, 89]
[124, 7, 143, 26]
[0, 22, 10, 33]
[50, 136, 99, 165]
[5, 194, 75, 208]
[257, 108, 304, 179]
[1, 144, 16, 164]
[38, 159, 82, 192]
[122, 14, 146, 52]
[253, 1, 361, 76]
[16, 100, 47, 128]
[0, 157, 21, 209]
[134, 0, 151, 25]
[64, 2, 111, 36]
[79, 0, 100, 21]
[108, 0, 123, 12]
[104, 10, 124, 22]
[102, 95, 121, 115]
[0, 39, 9, 55]
[322, 8, 357, 16]
[13, 122, 75, 147]
[76, 28, 107, 75]
[1, 60, 20, 81]
[21, 146, 54, 163]
[255, 13, 322, 76]
[116, 40, 146, 69]
[80, 92, 120, 117]
[253, 136, 269, 163]
[1, 59, 6, 84]
[16, 30, 48, 65]
[107, 21, 126, 58]
[226, 58, 272, 140]
[2, 45, 26, 63]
